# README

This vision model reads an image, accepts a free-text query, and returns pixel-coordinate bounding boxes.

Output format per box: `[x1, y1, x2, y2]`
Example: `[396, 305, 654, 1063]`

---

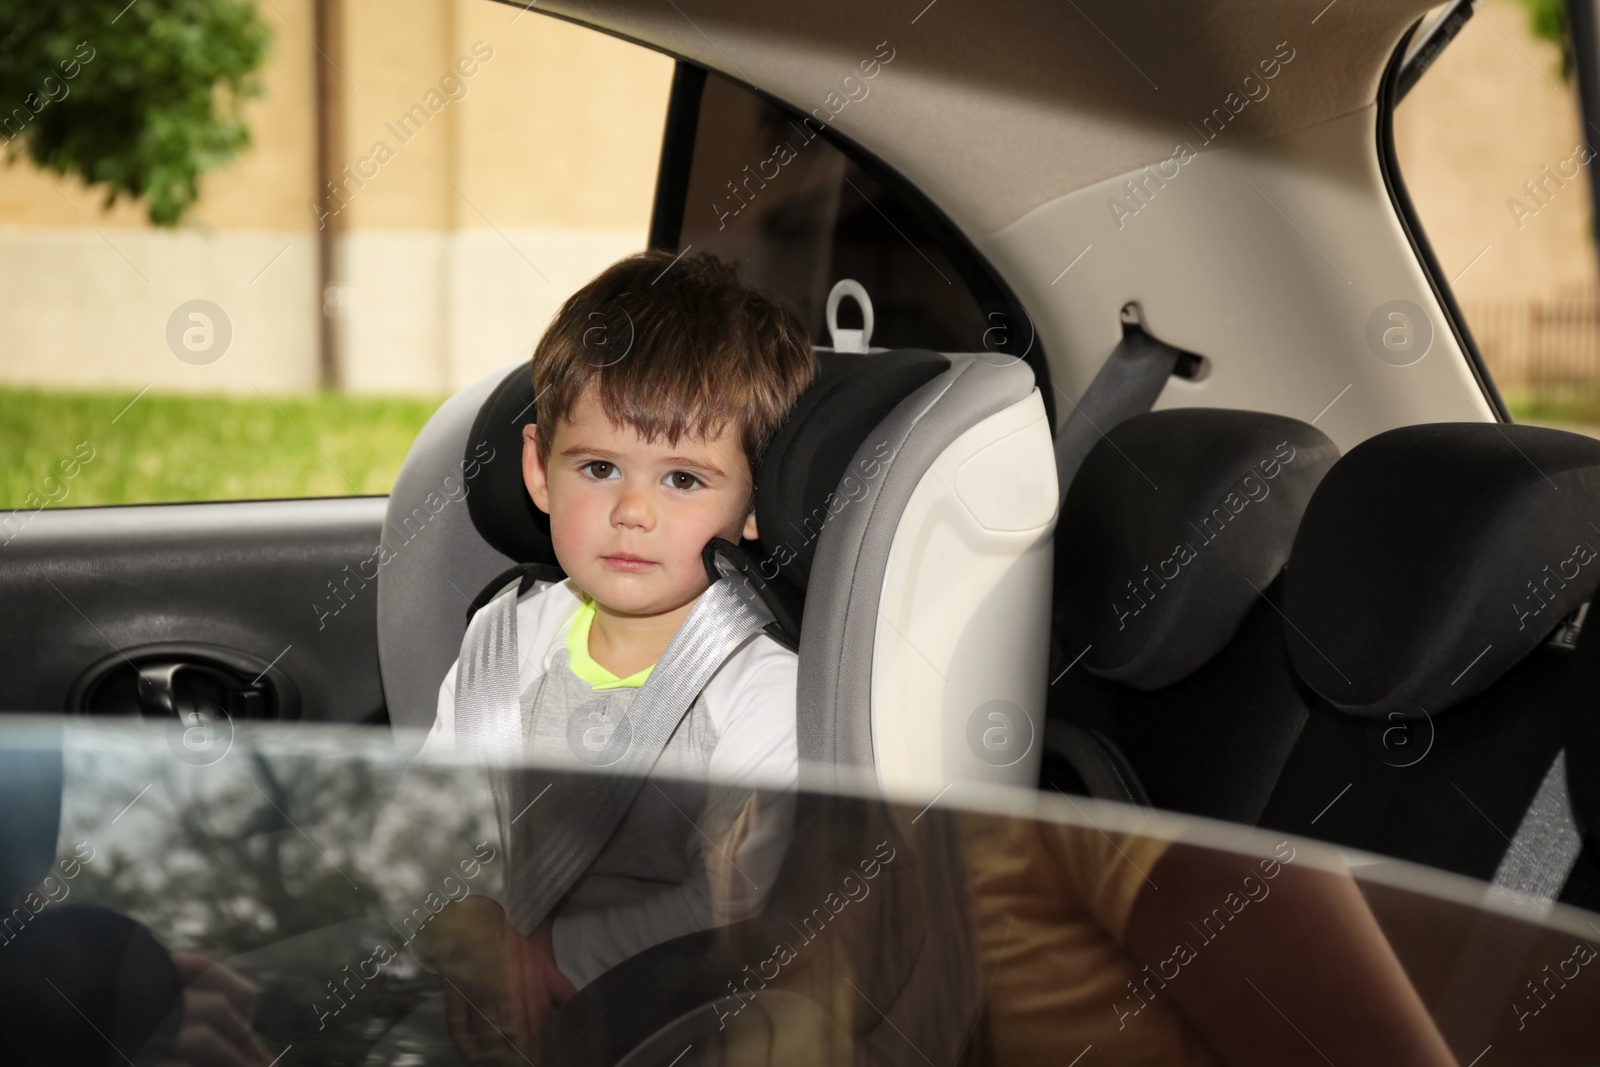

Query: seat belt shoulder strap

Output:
[452, 558, 777, 934]
[1053, 304, 1196, 507]
[1488, 749, 1583, 910]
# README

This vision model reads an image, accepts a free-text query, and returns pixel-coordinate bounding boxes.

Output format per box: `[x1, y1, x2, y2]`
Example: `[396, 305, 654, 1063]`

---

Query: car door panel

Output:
[0, 497, 387, 723]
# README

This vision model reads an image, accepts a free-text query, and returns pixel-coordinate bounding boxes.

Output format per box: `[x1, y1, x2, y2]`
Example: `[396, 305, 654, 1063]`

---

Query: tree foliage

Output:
[0, 0, 272, 225]
[1516, 0, 1573, 81]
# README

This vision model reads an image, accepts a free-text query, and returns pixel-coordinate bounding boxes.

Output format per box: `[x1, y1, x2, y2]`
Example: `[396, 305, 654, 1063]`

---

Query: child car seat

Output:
[372, 329, 1055, 1065]
[375, 342, 1058, 794]
[1259, 422, 1600, 911]
[1046, 408, 1340, 823]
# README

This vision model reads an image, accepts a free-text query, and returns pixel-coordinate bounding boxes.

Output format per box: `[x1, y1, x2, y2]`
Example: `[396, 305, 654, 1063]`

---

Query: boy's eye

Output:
[582, 461, 617, 480]
[666, 471, 702, 491]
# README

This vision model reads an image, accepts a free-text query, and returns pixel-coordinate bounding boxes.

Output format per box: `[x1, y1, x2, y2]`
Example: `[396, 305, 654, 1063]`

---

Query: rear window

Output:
[1390, 1, 1600, 429]
[658, 66, 1044, 380]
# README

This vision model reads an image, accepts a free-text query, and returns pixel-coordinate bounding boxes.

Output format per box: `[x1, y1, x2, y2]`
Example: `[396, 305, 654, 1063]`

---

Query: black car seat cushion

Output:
[1056, 408, 1339, 690]
[464, 360, 558, 566]
[751, 349, 948, 594]
[1283, 422, 1600, 717]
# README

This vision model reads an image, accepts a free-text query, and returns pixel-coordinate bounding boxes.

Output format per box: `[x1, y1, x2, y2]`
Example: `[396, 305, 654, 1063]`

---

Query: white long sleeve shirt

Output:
[421, 578, 798, 987]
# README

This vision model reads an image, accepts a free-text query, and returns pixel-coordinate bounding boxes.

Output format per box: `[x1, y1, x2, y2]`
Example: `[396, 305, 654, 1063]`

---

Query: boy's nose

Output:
[611, 486, 654, 530]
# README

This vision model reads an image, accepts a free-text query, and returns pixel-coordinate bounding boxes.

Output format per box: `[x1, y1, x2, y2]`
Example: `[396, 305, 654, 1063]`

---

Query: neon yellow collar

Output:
[566, 597, 654, 690]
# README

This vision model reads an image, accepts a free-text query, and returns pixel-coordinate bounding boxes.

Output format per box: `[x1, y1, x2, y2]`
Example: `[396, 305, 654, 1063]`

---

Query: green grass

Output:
[0, 388, 446, 509]
[1501, 385, 1600, 428]
[3, 381, 1580, 511]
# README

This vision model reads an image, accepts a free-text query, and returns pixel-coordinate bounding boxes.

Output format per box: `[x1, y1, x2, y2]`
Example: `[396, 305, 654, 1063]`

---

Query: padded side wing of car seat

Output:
[376, 363, 521, 742]
[797, 356, 1038, 772]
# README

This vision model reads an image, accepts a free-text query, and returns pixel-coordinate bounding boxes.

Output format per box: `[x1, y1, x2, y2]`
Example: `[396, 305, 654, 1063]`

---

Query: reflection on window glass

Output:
[0, 7, 673, 507]
[674, 71, 1040, 363]
[1393, 0, 1600, 429]
[6, 722, 1594, 1066]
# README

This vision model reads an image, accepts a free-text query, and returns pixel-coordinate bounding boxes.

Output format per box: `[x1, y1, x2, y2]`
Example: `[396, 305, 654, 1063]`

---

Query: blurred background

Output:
[0, 0, 672, 504]
[0, 0, 1590, 506]
[1393, 0, 1600, 430]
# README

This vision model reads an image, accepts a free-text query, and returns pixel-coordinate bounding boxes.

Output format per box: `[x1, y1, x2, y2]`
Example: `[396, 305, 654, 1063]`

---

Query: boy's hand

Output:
[422, 897, 574, 1063]
[511, 918, 577, 1034]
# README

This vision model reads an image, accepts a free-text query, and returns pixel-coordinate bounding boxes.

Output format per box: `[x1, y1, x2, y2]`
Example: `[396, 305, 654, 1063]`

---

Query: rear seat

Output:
[1257, 422, 1600, 910]
[1046, 408, 1339, 824]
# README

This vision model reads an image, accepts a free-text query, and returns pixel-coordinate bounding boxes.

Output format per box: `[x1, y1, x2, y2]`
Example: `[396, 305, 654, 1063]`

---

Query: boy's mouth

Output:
[601, 553, 654, 572]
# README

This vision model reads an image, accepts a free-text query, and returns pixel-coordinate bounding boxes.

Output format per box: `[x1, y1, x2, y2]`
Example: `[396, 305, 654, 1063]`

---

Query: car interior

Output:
[5, 0, 1600, 1061]
[1044, 409, 1600, 913]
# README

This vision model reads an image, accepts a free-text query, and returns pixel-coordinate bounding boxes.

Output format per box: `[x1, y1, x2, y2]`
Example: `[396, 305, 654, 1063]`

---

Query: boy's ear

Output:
[741, 509, 759, 542]
[522, 424, 551, 515]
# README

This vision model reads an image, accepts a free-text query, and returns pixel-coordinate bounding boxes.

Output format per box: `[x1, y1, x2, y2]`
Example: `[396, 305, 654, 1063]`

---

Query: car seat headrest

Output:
[750, 348, 949, 592]
[1056, 408, 1338, 690]
[1284, 422, 1600, 717]
[457, 349, 953, 596]
[464, 362, 557, 565]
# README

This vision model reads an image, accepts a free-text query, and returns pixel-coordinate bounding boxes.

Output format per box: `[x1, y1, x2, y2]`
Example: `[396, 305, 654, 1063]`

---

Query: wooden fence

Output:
[1463, 294, 1600, 406]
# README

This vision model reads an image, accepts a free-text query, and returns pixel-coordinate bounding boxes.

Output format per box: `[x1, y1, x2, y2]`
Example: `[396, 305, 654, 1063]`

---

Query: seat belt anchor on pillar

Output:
[1120, 301, 1208, 381]
[1053, 301, 1212, 508]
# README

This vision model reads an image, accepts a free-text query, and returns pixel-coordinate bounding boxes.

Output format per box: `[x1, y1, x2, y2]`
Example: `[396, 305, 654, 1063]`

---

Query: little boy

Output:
[418, 249, 815, 1057]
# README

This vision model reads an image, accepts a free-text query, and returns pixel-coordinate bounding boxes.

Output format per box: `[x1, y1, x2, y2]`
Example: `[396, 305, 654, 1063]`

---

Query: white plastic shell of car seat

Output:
[870, 383, 1057, 796]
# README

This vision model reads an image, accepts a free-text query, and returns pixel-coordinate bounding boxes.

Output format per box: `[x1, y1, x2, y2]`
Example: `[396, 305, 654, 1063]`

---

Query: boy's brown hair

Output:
[530, 249, 815, 497]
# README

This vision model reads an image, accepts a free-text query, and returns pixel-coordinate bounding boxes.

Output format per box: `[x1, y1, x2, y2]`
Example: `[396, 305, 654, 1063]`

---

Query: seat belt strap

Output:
[1487, 749, 1583, 909]
[453, 575, 532, 756]
[453, 568, 775, 935]
[1054, 309, 1188, 509]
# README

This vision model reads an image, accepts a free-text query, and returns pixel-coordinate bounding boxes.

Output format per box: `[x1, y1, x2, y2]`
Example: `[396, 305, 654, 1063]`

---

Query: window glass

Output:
[668, 69, 1042, 369]
[7, 720, 1595, 1065]
[0, 5, 673, 506]
[1392, 1, 1600, 429]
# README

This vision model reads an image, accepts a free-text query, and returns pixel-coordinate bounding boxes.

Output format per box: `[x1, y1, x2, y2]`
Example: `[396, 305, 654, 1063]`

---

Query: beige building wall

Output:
[0, 0, 673, 396]
[1393, 0, 1599, 302]
[0, 0, 321, 396]
[330, 0, 672, 393]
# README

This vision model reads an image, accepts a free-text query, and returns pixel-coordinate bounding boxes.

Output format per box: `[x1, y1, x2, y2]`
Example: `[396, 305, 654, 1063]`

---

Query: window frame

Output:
[1377, 16, 1513, 422]
[646, 59, 1055, 431]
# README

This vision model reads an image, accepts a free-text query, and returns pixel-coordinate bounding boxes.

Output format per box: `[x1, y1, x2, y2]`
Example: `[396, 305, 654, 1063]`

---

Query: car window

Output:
[658, 66, 1047, 394]
[0, 9, 673, 508]
[1390, 1, 1599, 430]
[5, 718, 1597, 1065]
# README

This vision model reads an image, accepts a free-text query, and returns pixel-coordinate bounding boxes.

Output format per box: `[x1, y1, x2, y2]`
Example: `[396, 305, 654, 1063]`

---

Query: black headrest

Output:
[1284, 422, 1600, 717]
[751, 349, 949, 591]
[463, 350, 951, 595]
[1056, 408, 1339, 690]
[465, 361, 557, 565]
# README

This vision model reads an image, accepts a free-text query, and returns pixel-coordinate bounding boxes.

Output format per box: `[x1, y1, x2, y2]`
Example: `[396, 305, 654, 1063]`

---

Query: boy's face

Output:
[522, 386, 760, 618]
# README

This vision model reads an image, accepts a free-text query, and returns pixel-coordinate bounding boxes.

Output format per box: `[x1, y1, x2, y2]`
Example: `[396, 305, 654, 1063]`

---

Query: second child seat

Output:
[1259, 422, 1600, 911]
[1046, 408, 1340, 824]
